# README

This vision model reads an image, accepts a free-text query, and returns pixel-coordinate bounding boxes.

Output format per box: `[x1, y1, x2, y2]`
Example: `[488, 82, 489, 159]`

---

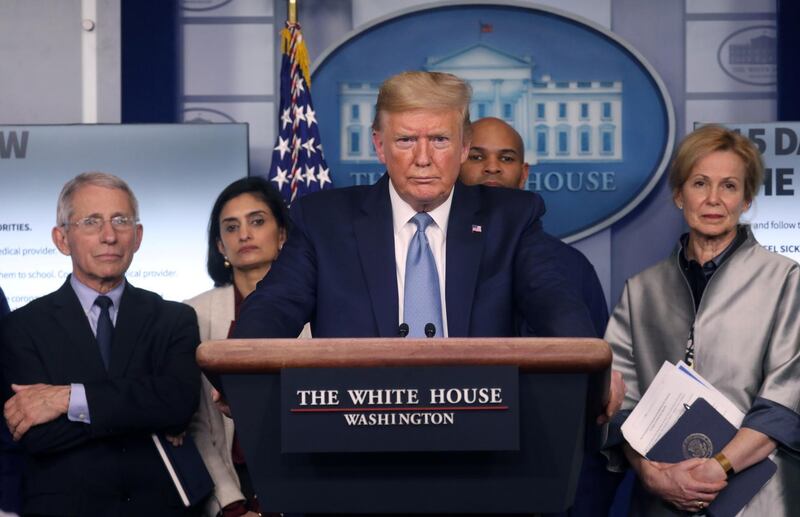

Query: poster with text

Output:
[721, 122, 800, 264]
[0, 124, 248, 310]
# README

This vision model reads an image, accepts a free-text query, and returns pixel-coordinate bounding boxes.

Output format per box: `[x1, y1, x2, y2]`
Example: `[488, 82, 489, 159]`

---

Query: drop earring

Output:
[224, 256, 231, 268]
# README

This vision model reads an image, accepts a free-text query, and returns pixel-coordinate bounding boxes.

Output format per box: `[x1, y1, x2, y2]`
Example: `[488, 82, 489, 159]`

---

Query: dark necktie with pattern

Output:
[94, 295, 113, 370]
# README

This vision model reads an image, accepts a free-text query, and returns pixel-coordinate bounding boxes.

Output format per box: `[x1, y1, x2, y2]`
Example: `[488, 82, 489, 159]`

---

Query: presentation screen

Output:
[0, 124, 248, 310]
[721, 122, 800, 265]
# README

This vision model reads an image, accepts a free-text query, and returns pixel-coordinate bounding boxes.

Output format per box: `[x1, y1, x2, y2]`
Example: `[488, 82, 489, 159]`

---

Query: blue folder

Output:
[152, 433, 214, 507]
[647, 398, 776, 517]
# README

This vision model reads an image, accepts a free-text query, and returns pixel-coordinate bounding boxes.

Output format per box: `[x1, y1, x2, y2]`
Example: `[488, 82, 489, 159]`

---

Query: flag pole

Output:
[269, 0, 332, 203]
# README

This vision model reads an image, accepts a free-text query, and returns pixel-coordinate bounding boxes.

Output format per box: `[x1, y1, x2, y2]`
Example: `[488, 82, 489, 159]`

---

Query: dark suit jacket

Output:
[235, 174, 594, 339]
[0, 287, 8, 317]
[0, 285, 22, 515]
[0, 279, 201, 517]
[523, 233, 609, 338]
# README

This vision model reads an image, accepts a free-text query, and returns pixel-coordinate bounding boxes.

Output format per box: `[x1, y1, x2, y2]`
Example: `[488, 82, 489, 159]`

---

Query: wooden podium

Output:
[198, 337, 611, 514]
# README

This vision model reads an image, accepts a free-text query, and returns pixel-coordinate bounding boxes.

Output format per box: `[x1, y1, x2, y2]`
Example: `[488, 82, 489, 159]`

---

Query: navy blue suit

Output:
[521, 233, 608, 338]
[236, 174, 594, 340]
[1, 280, 201, 516]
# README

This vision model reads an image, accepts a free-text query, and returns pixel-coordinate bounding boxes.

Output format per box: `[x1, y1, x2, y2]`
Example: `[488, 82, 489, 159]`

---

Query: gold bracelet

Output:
[713, 452, 735, 478]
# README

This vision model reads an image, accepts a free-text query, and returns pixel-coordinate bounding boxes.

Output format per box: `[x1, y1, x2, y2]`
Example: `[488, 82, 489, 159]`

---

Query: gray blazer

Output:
[606, 226, 800, 516]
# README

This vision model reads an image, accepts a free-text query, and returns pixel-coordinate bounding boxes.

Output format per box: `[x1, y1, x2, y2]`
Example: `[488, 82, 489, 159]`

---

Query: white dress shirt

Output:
[388, 180, 453, 337]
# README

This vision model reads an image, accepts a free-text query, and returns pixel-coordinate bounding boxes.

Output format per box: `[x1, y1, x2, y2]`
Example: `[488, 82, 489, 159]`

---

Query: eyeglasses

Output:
[63, 215, 139, 234]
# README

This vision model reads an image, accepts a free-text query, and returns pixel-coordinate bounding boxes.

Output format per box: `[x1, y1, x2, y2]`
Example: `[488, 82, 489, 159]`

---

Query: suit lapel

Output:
[109, 282, 153, 376]
[445, 182, 484, 337]
[353, 174, 399, 337]
[51, 280, 108, 379]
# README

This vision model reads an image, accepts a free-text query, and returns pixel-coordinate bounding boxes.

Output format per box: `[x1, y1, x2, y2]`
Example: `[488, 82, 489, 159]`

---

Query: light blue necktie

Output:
[403, 212, 443, 337]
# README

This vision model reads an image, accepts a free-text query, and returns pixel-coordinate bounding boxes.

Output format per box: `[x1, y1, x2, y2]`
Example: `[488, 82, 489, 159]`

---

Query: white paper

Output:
[622, 361, 745, 457]
[674, 361, 745, 427]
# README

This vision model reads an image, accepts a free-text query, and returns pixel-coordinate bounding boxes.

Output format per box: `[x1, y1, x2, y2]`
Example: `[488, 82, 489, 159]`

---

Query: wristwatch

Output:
[713, 452, 735, 479]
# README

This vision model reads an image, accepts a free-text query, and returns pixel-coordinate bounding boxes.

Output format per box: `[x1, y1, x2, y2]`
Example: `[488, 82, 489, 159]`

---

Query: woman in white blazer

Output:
[186, 177, 309, 517]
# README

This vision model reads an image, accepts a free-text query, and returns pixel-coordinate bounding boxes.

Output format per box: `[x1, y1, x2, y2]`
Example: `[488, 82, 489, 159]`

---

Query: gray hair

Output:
[56, 172, 139, 226]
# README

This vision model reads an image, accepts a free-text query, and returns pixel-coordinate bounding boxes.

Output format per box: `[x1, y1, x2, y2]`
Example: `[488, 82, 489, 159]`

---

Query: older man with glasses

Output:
[1, 172, 202, 516]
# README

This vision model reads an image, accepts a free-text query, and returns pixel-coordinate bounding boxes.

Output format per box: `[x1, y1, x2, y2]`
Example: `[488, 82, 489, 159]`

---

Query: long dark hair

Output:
[207, 176, 290, 286]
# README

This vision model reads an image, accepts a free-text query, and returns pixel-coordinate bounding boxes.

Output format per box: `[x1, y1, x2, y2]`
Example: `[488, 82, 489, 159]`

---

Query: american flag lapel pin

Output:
[472, 224, 482, 233]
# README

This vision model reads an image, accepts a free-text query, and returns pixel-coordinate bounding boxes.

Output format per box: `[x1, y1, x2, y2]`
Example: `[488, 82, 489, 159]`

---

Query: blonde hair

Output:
[371, 71, 472, 135]
[669, 125, 764, 202]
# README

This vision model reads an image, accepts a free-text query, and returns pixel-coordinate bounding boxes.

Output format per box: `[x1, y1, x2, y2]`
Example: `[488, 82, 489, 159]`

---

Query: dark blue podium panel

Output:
[224, 370, 587, 514]
[281, 366, 519, 453]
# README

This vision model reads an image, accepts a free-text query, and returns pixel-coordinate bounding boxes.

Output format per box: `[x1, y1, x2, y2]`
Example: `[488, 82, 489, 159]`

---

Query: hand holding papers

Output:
[622, 361, 777, 517]
[647, 398, 777, 517]
[621, 361, 744, 457]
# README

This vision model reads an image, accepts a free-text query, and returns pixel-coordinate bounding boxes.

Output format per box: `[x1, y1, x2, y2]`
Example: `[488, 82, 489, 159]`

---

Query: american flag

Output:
[268, 21, 332, 204]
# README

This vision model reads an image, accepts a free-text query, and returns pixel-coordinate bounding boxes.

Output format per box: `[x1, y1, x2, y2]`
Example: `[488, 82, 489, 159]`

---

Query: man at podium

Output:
[227, 71, 623, 514]
[235, 70, 596, 343]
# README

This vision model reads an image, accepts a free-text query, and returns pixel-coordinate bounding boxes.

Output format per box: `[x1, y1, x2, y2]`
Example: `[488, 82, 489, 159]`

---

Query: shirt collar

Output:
[679, 225, 747, 270]
[388, 177, 454, 235]
[69, 274, 126, 313]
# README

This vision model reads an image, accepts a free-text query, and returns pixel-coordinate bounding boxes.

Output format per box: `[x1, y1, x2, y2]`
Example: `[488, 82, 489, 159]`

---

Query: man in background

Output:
[460, 117, 530, 189]
[460, 116, 625, 516]
[460, 116, 608, 336]
[1, 172, 201, 516]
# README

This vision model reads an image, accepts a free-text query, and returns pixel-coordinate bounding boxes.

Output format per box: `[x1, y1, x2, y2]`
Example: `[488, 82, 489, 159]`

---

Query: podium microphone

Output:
[398, 323, 409, 338]
[424, 323, 436, 338]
